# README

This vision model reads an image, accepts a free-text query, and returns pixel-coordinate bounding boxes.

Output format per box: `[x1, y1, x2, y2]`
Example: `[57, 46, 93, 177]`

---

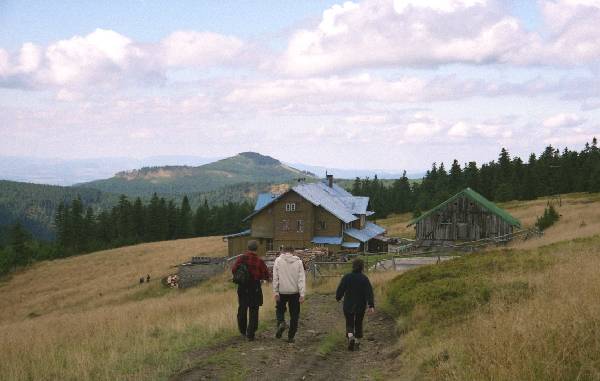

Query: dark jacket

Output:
[335, 271, 375, 313]
[232, 251, 270, 307]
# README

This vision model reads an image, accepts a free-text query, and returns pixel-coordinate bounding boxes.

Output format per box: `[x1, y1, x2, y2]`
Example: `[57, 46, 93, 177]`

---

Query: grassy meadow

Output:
[0, 236, 274, 381]
[1, 192, 600, 380]
[377, 192, 600, 380]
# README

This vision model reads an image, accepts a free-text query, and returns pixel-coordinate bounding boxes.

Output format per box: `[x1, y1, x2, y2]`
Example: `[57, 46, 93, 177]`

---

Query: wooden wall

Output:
[414, 195, 514, 242]
[313, 206, 342, 237]
[251, 207, 274, 238]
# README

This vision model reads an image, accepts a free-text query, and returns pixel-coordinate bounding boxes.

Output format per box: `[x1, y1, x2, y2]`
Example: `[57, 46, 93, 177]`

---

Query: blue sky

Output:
[1, 0, 599, 172]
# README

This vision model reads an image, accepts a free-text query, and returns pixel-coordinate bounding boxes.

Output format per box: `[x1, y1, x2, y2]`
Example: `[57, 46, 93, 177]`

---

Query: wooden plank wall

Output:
[415, 195, 514, 241]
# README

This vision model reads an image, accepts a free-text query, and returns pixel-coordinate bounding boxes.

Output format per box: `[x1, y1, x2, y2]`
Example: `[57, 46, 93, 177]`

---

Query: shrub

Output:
[535, 204, 560, 231]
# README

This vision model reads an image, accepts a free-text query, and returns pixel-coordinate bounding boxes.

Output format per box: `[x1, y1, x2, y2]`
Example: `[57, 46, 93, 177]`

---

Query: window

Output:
[297, 220, 304, 232]
[319, 221, 327, 230]
[266, 239, 273, 251]
[285, 203, 296, 212]
[280, 219, 289, 231]
[344, 222, 352, 231]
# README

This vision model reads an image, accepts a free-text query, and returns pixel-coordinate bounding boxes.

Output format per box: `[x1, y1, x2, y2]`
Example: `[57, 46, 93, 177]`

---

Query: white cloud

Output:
[393, 0, 487, 13]
[448, 121, 470, 137]
[160, 31, 244, 68]
[278, 0, 600, 75]
[542, 113, 586, 129]
[279, 0, 535, 75]
[0, 28, 247, 93]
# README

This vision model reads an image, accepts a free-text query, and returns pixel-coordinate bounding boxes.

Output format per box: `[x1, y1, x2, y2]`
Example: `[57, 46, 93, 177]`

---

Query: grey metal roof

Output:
[344, 222, 386, 242]
[255, 192, 278, 211]
[223, 229, 251, 239]
[245, 180, 374, 224]
[342, 242, 361, 248]
[292, 181, 359, 223]
[312, 236, 343, 245]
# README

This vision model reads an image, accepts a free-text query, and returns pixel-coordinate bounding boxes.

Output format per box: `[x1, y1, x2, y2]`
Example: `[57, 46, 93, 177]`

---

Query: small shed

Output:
[409, 188, 521, 244]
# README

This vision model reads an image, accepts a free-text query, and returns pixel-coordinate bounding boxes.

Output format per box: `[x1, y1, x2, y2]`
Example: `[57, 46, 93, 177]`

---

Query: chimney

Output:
[326, 173, 333, 188]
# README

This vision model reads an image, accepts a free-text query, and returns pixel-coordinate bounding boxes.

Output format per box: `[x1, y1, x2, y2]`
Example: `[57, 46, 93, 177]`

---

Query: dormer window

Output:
[285, 203, 296, 212]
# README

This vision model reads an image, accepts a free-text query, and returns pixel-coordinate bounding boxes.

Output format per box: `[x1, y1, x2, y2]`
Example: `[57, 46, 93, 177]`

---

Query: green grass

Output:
[317, 330, 345, 356]
[383, 246, 555, 335]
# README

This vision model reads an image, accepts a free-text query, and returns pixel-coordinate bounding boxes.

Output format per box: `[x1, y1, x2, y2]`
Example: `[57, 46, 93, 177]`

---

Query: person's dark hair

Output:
[352, 258, 364, 273]
[247, 240, 258, 251]
[283, 246, 294, 252]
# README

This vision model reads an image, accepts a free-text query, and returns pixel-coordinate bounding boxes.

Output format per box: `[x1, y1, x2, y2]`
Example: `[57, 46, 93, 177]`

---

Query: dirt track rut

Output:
[170, 293, 400, 381]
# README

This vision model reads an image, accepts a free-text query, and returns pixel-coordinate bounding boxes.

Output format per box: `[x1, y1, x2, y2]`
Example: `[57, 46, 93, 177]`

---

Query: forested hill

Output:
[79, 152, 315, 196]
[0, 180, 118, 240]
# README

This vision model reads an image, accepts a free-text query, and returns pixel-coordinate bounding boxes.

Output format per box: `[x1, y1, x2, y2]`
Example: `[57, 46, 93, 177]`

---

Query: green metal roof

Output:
[408, 188, 521, 228]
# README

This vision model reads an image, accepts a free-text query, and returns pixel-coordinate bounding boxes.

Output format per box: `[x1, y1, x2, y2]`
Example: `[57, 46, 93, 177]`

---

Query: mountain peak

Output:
[237, 152, 280, 166]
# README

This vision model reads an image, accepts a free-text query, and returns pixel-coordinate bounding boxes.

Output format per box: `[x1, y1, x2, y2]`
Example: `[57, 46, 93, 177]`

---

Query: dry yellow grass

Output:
[0, 236, 274, 381]
[415, 236, 600, 381]
[378, 193, 600, 248]
[378, 192, 600, 381]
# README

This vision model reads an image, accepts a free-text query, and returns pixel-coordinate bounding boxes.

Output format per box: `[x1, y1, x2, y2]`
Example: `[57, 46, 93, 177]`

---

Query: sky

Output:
[1, 0, 600, 172]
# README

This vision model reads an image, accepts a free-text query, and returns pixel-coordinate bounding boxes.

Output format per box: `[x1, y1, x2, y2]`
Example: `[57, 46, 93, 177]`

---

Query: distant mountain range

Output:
[0, 154, 423, 186]
[0, 152, 423, 240]
[0, 155, 220, 186]
[78, 152, 316, 196]
[287, 162, 425, 180]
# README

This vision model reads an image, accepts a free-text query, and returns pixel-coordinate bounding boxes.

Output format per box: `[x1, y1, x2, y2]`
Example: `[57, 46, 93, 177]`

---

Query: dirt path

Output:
[170, 293, 401, 381]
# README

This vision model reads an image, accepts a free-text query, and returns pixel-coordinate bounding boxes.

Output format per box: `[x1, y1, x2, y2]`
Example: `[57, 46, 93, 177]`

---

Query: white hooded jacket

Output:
[272, 253, 306, 297]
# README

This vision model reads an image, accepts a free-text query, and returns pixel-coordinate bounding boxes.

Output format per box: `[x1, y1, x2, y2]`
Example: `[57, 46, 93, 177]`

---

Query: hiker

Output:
[335, 259, 375, 351]
[146, 274, 151, 283]
[272, 247, 306, 343]
[232, 240, 270, 341]
[139, 277, 144, 284]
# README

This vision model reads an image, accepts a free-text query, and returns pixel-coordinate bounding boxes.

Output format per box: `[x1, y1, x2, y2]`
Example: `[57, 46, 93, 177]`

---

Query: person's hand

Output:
[274, 293, 280, 301]
[368, 307, 375, 313]
[299, 296, 305, 303]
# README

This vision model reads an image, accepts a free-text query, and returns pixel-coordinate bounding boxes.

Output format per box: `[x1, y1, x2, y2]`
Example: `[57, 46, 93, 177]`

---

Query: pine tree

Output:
[178, 196, 193, 238]
[9, 222, 31, 266]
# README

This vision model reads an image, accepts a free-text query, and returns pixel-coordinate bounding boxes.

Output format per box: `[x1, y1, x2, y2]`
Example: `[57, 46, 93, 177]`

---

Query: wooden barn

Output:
[223, 175, 386, 256]
[408, 188, 521, 244]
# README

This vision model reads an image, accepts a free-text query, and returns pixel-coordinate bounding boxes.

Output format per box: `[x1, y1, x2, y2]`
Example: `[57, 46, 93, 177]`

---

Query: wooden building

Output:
[224, 175, 386, 256]
[408, 188, 521, 245]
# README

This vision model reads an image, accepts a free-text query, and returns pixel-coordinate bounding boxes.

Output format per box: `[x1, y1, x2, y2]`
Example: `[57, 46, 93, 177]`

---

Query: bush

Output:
[384, 249, 551, 334]
[535, 204, 560, 231]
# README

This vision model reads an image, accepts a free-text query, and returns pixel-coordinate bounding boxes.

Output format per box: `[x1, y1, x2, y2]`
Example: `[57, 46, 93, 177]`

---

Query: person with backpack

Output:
[335, 258, 374, 351]
[231, 240, 270, 341]
[272, 247, 306, 343]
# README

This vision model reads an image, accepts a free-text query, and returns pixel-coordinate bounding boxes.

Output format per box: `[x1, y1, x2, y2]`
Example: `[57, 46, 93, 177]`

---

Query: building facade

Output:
[224, 176, 386, 256]
[409, 187, 521, 244]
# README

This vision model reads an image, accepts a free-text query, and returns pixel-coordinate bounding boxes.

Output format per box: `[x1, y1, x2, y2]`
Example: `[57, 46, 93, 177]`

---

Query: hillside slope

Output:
[80, 152, 315, 196]
[0, 180, 117, 240]
[2, 193, 599, 381]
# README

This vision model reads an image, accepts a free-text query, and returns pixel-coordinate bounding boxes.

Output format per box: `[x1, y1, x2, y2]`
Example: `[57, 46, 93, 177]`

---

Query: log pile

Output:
[265, 248, 338, 270]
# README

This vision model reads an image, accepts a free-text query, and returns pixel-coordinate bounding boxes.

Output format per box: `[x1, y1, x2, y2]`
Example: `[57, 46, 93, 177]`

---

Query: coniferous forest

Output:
[1, 138, 599, 275]
[0, 194, 252, 275]
[353, 138, 600, 218]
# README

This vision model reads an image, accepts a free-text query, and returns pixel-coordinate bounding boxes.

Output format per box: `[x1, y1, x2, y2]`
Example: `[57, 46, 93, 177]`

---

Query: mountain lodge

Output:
[408, 187, 521, 245]
[224, 175, 386, 256]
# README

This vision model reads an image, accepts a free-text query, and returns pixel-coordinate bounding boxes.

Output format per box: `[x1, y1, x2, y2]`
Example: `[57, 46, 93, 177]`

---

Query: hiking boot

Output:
[247, 336, 255, 342]
[276, 322, 287, 339]
[287, 337, 295, 343]
[348, 336, 355, 351]
[354, 339, 360, 351]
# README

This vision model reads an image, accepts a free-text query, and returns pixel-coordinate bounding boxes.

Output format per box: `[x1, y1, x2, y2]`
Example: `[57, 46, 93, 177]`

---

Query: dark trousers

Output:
[344, 310, 365, 338]
[238, 297, 260, 339]
[276, 293, 300, 339]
